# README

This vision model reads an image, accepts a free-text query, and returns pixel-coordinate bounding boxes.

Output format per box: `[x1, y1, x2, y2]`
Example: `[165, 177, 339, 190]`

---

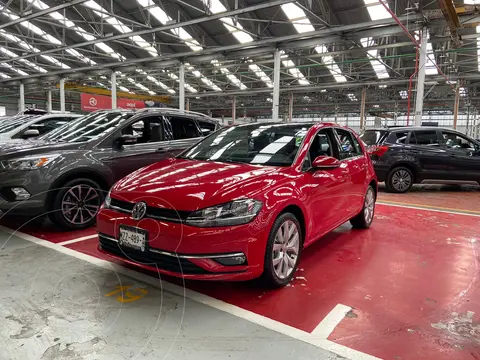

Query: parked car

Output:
[360, 126, 480, 193]
[96, 122, 377, 287]
[0, 113, 82, 142]
[0, 108, 220, 229]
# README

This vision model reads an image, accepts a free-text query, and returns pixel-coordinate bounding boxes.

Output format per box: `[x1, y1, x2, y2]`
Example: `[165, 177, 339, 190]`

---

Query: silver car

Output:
[0, 108, 220, 230]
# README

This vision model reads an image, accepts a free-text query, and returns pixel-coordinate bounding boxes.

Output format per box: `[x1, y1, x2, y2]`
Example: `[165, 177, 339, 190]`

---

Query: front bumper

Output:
[96, 207, 268, 281]
[0, 169, 52, 215]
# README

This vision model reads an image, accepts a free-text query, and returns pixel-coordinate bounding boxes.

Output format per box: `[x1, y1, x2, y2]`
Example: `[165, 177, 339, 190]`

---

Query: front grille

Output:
[98, 234, 210, 274]
[110, 197, 191, 223]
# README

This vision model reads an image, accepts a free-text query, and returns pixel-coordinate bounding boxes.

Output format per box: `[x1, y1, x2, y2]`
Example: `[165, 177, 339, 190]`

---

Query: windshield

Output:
[359, 130, 387, 146]
[41, 112, 134, 143]
[180, 123, 312, 166]
[0, 115, 38, 134]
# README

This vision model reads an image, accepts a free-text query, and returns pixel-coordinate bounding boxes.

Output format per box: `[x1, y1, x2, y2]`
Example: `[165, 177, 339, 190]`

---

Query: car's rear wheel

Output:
[261, 212, 302, 287]
[49, 178, 104, 230]
[350, 185, 376, 229]
[386, 166, 413, 193]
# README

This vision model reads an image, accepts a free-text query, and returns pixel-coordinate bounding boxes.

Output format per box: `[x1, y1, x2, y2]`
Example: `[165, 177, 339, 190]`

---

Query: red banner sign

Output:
[81, 93, 146, 112]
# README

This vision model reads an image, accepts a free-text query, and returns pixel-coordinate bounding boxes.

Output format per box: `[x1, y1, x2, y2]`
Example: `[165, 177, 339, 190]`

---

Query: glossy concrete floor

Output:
[1, 184, 479, 360]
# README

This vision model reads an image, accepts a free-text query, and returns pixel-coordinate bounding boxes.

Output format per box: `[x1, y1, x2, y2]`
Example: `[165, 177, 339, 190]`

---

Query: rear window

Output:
[359, 130, 387, 145]
[410, 131, 440, 146]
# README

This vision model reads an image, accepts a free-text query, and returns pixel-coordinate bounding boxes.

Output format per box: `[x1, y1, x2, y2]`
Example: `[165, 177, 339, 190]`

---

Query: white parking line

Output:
[312, 304, 353, 339]
[0, 225, 381, 360]
[377, 202, 480, 217]
[57, 234, 98, 246]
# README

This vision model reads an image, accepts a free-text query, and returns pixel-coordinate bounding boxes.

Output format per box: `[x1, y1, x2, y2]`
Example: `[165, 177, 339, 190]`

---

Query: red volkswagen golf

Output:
[97, 122, 377, 287]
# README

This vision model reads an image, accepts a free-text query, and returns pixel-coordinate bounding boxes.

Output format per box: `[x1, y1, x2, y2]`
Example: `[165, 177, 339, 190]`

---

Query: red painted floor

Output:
[61, 204, 480, 360]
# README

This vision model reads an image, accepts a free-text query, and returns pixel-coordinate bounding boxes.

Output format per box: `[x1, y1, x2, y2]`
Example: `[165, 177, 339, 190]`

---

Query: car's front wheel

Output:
[261, 212, 302, 287]
[49, 178, 104, 230]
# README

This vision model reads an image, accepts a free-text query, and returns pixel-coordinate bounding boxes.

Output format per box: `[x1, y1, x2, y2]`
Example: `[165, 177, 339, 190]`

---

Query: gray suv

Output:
[0, 108, 220, 229]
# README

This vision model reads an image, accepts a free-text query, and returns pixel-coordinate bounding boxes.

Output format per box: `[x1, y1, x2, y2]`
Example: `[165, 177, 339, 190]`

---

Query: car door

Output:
[334, 128, 368, 216]
[439, 130, 480, 181]
[300, 128, 351, 244]
[407, 130, 451, 180]
[105, 115, 173, 181]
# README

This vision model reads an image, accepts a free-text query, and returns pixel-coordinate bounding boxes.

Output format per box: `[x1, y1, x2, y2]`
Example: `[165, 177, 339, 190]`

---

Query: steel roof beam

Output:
[0, 0, 88, 30]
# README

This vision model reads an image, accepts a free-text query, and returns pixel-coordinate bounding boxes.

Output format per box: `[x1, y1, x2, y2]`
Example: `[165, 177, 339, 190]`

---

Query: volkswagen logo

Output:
[131, 201, 147, 220]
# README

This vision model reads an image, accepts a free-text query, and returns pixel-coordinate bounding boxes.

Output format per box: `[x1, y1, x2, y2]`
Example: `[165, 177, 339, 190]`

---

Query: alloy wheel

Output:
[391, 169, 412, 192]
[364, 187, 375, 225]
[61, 184, 101, 225]
[272, 220, 300, 280]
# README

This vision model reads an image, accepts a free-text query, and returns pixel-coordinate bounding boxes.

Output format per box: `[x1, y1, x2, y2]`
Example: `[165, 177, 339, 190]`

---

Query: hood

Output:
[0, 139, 83, 159]
[113, 158, 283, 210]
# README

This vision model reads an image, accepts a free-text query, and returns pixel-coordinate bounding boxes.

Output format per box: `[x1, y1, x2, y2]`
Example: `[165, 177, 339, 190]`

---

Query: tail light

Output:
[368, 145, 390, 157]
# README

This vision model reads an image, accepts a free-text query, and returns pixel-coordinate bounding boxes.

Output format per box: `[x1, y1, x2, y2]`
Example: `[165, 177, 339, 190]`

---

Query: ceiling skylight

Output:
[0, 73, 11, 79]
[2, 62, 29, 76]
[211, 60, 247, 90]
[360, 38, 389, 79]
[247, 61, 273, 88]
[0, 46, 48, 73]
[281, 3, 345, 83]
[363, 0, 391, 21]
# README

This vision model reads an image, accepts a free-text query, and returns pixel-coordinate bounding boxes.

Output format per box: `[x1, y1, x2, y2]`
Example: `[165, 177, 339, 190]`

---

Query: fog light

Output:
[214, 254, 247, 266]
[11, 187, 31, 200]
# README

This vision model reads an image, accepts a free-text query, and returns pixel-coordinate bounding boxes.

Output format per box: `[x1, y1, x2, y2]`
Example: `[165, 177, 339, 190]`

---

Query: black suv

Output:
[360, 127, 480, 193]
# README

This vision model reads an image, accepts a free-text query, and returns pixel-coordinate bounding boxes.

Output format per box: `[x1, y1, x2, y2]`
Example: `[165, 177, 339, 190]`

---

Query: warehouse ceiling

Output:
[0, 0, 480, 116]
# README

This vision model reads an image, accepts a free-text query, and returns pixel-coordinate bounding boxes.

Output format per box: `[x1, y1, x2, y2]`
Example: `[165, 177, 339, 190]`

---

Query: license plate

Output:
[118, 226, 147, 252]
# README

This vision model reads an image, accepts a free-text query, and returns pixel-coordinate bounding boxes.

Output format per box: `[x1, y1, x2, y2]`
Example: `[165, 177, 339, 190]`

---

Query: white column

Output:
[179, 63, 185, 111]
[19, 83, 25, 112]
[453, 83, 460, 130]
[272, 49, 281, 121]
[414, 29, 428, 126]
[59, 78, 66, 112]
[360, 88, 366, 131]
[232, 96, 236, 124]
[288, 92, 293, 122]
[47, 91, 52, 112]
[111, 72, 117, 109]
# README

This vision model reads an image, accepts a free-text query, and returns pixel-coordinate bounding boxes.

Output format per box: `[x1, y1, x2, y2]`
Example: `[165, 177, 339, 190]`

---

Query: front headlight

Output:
[104, 189, 112, 209]
[0, 155, 60, 171]
[185, 199, 262, 227]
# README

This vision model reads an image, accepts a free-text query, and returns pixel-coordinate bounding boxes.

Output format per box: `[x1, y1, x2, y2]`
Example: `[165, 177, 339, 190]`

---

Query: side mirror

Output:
[115, 134, 138, 148]
[311, 156, 341, 170]
[21, 128, 40, 139]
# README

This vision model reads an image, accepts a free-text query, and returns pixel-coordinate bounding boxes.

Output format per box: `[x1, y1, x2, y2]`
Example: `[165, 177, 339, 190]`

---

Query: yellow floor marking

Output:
[105, 285, 148, 303]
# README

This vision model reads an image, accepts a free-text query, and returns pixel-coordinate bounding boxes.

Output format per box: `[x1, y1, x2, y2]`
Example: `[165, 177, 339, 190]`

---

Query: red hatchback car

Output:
[97, 122, 377, 287]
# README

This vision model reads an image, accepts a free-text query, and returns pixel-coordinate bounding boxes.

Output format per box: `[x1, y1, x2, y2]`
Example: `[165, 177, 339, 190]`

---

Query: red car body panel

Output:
[96, 123, 377, 281]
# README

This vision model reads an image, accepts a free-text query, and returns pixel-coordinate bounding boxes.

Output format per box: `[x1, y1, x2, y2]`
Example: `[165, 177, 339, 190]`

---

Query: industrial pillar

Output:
[288, 92, 293, 122]
[179, 63, 185, 111]
[232, 96, 236, 124]
[19, 83, 25, 113]
[272, 49, 281, 121]
[47, 91, 52, 112]
[186, 98, 190, 111]
[59, 78, 66, 112]
[414, 29, 428, 126]
[359, 88, 367, 131]
[111, 72, 117, 109]
[453, 83, 460, 130]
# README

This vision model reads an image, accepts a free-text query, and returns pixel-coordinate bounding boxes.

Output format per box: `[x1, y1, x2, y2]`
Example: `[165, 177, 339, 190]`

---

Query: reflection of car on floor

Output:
[0, 108, 220, 230]
[361, 126, 480, 193]
[97, 122, 377, 287]
[0, 113, 82, 142]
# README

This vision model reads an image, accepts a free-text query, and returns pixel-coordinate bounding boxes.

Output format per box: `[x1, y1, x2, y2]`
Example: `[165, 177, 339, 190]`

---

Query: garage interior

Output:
[0, 1, 479, 360]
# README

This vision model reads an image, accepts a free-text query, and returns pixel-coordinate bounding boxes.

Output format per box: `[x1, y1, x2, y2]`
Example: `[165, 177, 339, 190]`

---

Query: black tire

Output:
[350, 185, 376, 229]
[385, 166, 414, 193]
[48, 178, 105, 230]
[261, 212, 302, 288]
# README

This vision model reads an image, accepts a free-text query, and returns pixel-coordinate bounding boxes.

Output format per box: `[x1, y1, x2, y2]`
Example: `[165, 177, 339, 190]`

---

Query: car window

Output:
[440, 131, 479, 152]
[163, 116, 201, 140]
[409, 131, 440, 146]
[197, 120, 216, 136]
[12, 117, 73, 139]
[120, 116, 163, 144]
[180, 123, 312, 166]
[335, 128, 363, 160]
[304, 129, 335, 170]
[0, 115, 38, 133]
[385, 131, 408, 144]
[359, 130, 387, 145]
